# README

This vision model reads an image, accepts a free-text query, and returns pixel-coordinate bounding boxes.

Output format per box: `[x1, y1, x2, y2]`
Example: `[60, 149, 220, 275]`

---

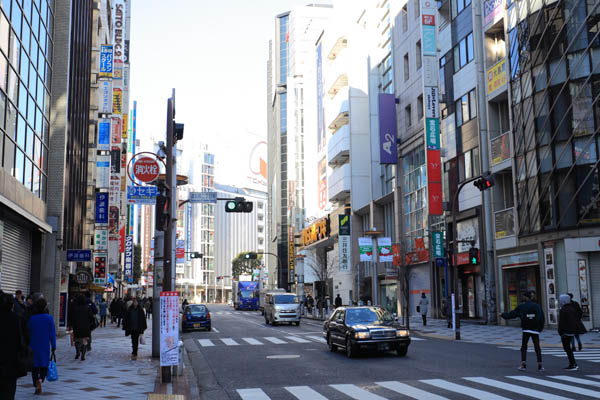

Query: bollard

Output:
[177, 341, 184, 376]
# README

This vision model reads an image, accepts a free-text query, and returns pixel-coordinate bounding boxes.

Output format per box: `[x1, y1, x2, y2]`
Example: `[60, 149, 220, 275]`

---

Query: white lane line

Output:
[221, 338, 240, 346]
[236, 388, 271, 400]
[307, 335, 327, 343]
[377, 381, 449, 400]
[421, 379, 511, 400]
[243, 337, 264, 345]
[411, 337, 426, 341]
[330, 384, 388, 400]
[198, 339, 214, 347]
[285, 386, 328, 400]
[212, 327, 220, 333]
[508, 376, 600, 398]
[464, 377, 573, 400]
[589, 376, 600, 379]
[550, 376, 600, 387]
[263, 337, 286, 344]
[285, 336, 310, 343]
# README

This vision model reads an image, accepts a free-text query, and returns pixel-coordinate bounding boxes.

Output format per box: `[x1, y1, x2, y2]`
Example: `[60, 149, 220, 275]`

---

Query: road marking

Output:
[263, 337, 286, 344]
[421, 379, 511, 400]
[285, 336, 310, 343]
[243, 337, 263, 345]
[266, 355, 300, 359]
[508, 376, 600, 398]
[198, 339, 214, 347]
[212, 327, 219, 333]
[410, 337, 426, 341]
[464, 377, 573, 400]
[221, 338, 240, 346]
[330, 384, 387, 400]
[550, 376, 600, 387]
[237, 388, 270, 400]
[307, 335, 327, 343]
[285, 386, 328, 400]
[589, 376, 600, 379]
[376, 381, 449, 400]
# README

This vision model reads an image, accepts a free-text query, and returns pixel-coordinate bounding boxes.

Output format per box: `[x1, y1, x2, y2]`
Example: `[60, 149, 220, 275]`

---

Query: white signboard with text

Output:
[160, 291, 179, 366]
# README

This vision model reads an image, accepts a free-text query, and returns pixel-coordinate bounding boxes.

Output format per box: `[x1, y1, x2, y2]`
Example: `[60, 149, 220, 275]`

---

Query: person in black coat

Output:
[69, 295, 94, 361]
[558, 294, 585, 371]
[567, 293, 586, 351]
[123, 297, 147, 359]
[0, 291, 26, 400]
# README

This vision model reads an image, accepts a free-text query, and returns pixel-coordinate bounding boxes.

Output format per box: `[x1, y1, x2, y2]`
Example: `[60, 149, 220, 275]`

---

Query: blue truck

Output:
[233, 280, 259, 311]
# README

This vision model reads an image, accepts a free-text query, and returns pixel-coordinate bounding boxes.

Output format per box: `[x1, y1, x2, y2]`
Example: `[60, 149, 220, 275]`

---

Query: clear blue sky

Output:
[130, 0, 330, 186]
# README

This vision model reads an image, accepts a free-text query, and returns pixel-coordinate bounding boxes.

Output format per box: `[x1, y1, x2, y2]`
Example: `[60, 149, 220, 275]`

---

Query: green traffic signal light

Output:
[226, 200, 237, 211]
[469, 248, 479, 265]
[244, 252, 258, 260]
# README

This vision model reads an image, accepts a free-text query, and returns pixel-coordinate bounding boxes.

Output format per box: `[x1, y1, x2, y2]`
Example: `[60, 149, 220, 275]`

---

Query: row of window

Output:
[456, 89, 477, 127]
[453, 32, 474, 73]
[401, 0, 421, 33]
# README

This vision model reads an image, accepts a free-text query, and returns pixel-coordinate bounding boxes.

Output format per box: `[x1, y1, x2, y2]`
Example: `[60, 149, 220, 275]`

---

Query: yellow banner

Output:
[122, 113, 128, 139]
[112, 88, 122, 115]
[487, 58, 507, 94]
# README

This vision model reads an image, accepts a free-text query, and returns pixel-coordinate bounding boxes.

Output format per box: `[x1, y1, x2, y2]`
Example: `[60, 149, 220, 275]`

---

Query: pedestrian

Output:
[123, 297, 147, 360]
[567, 293, 585, 352]
[501, 291, 545, 371]
[85, 292, 98, 351]
[334, 294, 342, 309]
[28, 298, 56, 395]
[145, 297, 152, 319]
[13, 290, 26, 320]
[559, 293, 585, 371]
[0, 291, 27, 400]
[116, 298, 125, 327]
[418, 293, 429, 326]
[99, 298, 108, 328]
[69, 295, 94, 361]
[109, 298, 116, 324]
[182, 298, 189, 312]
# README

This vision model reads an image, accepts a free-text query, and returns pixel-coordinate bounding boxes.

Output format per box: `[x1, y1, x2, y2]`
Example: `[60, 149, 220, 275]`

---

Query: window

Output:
[402, 147, 427, 253]
[453, 33, 474, 72]
[417, 95, 424, 120]
[455, 89, 476, 127]
[402, 5, 408, 32]
[414, 0, 420, 18]
[405, 105, 412, 128]
[452, 0, 472, 19]
[404, 53, 409, 81]
[416, 41, 422, 70]
[458, 147, 480, 182]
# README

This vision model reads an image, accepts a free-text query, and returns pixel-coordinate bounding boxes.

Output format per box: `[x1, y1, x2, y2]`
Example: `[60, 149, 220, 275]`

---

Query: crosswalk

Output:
[198, 335, 326, 347]
[236, 375, 600, 399]
[500, 346, 600, 363]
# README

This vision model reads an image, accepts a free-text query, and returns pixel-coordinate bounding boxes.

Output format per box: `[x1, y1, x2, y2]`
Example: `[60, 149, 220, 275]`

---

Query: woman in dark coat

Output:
[69, 294, 94, 361]
[28, 298, 56, 394]
[122, 297, 147, 359]
[0, 291, 25, 400]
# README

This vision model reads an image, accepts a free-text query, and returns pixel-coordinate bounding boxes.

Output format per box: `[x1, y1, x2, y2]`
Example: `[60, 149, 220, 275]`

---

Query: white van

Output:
[264, 292, 301, 326]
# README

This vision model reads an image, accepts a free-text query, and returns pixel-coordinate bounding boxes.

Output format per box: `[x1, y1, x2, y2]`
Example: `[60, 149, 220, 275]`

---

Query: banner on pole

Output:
[160, 292, 180, 366]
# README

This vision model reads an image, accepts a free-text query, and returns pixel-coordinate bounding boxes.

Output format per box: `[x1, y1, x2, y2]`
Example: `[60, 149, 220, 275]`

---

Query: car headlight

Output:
[396, 330, 410, 337]
[354, 331, 370, 339]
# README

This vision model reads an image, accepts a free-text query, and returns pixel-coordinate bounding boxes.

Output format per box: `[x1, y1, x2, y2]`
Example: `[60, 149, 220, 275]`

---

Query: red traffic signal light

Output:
[473, 173, 495, 191]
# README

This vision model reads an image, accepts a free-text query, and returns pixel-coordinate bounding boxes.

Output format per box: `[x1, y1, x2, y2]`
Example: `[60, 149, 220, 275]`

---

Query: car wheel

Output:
[295, 321, 300, 326]
[396, 346, 408, 357]
[345, 337, 355, 358]
[327, 334, 337, 352]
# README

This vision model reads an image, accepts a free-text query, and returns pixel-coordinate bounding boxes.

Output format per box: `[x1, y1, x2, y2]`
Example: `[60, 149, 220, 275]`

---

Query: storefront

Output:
[498, 251, 540, 314]
[379, 279, 398, 314]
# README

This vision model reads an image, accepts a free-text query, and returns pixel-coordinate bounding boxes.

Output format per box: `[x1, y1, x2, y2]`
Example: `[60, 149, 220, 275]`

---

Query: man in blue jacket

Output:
[501, 291, 545, 371]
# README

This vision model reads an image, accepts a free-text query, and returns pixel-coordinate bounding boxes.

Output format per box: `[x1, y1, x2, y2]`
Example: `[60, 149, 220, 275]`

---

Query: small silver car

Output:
[264, 292, 301, 326]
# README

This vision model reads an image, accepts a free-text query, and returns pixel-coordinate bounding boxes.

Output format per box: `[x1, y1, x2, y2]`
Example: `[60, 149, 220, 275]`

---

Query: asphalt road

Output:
[183, 304, 600, 400]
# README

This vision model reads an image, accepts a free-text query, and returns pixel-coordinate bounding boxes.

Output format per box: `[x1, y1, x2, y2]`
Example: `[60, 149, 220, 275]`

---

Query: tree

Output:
[305, 251, 337, 299]
[133, 244, 142, 284]
[231, 251, 262, 280]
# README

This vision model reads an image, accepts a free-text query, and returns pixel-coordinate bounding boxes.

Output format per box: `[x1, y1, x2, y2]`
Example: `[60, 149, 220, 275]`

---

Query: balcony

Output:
[490, 130, 512, 173]
[494, 207, 517, 249]
[328, 124, 350, 166]
[327, 36, 347, 61]
[328, 163, 351, 202]
[327, 72, 349, 99]
[326, 87, 349, 132]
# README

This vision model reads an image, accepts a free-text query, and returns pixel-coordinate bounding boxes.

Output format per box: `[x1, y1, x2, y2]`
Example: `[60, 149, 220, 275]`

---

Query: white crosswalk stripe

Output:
[221, 338, 240, 346]
[410, 337, 426, 341]
[499, 346, 600, 363]
[307, 335, 327, 343]
[242, 337, 263, 345]
[263, 337, 286, 344]
[285, 336, 311, 343]
[235, 375, 600, 400]
[198, 339, 214, 347]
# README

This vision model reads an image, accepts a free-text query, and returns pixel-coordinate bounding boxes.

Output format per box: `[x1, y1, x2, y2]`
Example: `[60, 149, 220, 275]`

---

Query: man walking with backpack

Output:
[501, 291, 545, 371]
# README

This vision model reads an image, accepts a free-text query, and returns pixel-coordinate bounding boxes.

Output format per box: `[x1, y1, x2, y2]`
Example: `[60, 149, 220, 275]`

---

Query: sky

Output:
[130, 0, 330, 187]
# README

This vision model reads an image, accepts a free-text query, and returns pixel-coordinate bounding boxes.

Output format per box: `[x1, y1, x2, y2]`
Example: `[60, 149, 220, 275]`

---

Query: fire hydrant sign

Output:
[133, 157, 160, 183]
[160, 291, 179, 366]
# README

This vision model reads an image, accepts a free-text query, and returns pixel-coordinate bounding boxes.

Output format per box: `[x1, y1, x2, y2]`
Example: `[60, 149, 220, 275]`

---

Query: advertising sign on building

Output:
[112, 88, 123, 115]
[95, 192, 109, 225]
[112, 0, 125, 80]
[98, 119, 110, 151]
[301, 217, 330, 246]
[124, 235, 133, 282]
[127, 186, 159, 204]
[484, 0, 504, 26]
[100, 80, 112, 114]
[110, 149, 121, 174]
[160, 291, 179, 366]
[487, 58, 507, 94]
[543, 247, 557, 324]
[96, 156, 110, 188]
[378, 237, 393, 263]
[456, 218, 479, 253]
[422, 14, 436, 56]
[392, 243, 402, 267]
[288, 227, 295, 282]
[339, 215, 351, 272]
[67, 250, 92, 262]
[358, 237, 373, 262]
[109, 176, 121, 203]
[432, 231, 444, 257]
[108, 206, 120, 240]
[378, 93, 398, 164]
[95, 229, 108, 251]
[424, 87, 439, 119]
[111, 117, 122, 146]
[99, 45, 113, 78]
[176, 239, 185, 264]
[94, 254, 107, 285]
[318, 157, 327, 211]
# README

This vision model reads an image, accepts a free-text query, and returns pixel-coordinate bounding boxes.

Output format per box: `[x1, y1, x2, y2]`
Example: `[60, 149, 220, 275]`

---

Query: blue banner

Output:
[98, 119, 110, 151]
[99, 45, 113, 78]
[127, 186, 159, 204]
[124, 235, 133, 282]
[95, 192, 109, 224]
[67, 249, 92, 262]
[378, 93, 398, 164]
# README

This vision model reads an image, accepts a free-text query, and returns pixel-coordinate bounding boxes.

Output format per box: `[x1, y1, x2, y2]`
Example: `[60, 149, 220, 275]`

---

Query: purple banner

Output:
[378, 93, 398, 164]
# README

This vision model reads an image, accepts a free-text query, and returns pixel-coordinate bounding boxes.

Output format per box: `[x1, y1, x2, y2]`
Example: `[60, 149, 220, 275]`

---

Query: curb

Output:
[151, 347, 194, 399]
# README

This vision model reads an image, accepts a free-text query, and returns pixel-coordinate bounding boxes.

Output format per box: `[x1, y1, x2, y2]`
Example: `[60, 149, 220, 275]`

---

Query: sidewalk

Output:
[15, 320, 157, 400]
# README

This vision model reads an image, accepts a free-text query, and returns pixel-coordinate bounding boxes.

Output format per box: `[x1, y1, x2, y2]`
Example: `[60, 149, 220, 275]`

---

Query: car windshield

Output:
[274, 295, 298, 304]
[188, 305, 207, 315]
[345, 308, 393, 324]
[240, 290, 256, 298]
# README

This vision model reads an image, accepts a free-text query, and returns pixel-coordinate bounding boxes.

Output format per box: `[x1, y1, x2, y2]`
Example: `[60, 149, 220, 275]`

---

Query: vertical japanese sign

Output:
[543, 247, 557, 324]
[288, 226, 295, 282]
[432, 231, 444, 257]
[95, 229, 108, 251]
[378, 93, 398, 164]
[100, 81, 113, 114]
[392, 243, 402, 267]
[358, 237, 373, 262]
[112, 88, 123, 115]
[421, 1, 442, 216]
[160, 291, 179, 366]
[98, 119, 110, 151]
[112, 0, 125, 80]
[378, 237, 393, 262]
[316, 42, 325, 152]
[95, 193, 109, 225]
[176, 239, 185, 264]
[318, 157, 327, 211]
[338, 215, 351, 272]
[96, 156, 110, 188]
[99, 45, 113, 78]
[93, 254, 107, 285]
[124, 235, 133, 282]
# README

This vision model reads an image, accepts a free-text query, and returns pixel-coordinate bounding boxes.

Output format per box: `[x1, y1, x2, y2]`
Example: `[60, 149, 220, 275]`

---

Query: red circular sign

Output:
[133, 157, 160, 183]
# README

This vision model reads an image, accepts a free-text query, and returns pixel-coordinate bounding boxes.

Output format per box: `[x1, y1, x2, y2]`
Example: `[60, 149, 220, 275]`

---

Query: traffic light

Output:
[244, 252, 258, 260]
[190, 252, 202, 259]
[473, 172, 495, 191]
[174, 122, 184, 141]
[216, 276, 222, 282]
[155, 193, 169, 231]
[225, 197, 253, 213]
[469, 247, 479, 265]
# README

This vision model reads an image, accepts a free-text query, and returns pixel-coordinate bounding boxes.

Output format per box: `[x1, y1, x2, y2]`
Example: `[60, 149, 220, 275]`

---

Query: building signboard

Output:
[94, 253, 107, 285]
[124, 235, 133, 282]
[98, 119, 110, 151]
[484, 0, 504, 27]
[301, 216, 330, 246]
[67, 250, 92, 262]
[100, 80, 112, 114]
[96, 156, 110, 188]
[95, 192, 109, 225]
[99, 45, 113, 78]
[377, 93, 398, 164]
[457, 218, 480, 253]
[487, 58, 507, 94]
[95, 229, 108, 251]
[422, 15, 436, 55]
[112, 88, 123, 115]
[358, 237, 373, 262]
[288, 227, 295, 282]
[338, 215, 351, 272]
[176, 239, 185, 264]
[425, 86, 439, 119]
[111, 117, 122, 146]
[392, 243, 402, 267]
[432, 231, 444, 257]
[378, 237, 393, 262]
[543, 247, 557, 324]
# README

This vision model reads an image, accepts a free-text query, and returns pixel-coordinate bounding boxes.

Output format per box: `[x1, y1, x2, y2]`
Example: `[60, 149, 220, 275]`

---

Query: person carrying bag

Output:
[46, 352, 58, 382]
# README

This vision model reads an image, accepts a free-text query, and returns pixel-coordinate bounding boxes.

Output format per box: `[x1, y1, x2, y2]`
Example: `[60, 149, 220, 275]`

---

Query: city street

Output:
[183, 304, 600, 399]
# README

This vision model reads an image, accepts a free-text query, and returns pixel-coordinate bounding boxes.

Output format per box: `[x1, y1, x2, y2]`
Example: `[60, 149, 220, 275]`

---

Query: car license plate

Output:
[193, 323, 200, 328]
[378, 343, 390, 351]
